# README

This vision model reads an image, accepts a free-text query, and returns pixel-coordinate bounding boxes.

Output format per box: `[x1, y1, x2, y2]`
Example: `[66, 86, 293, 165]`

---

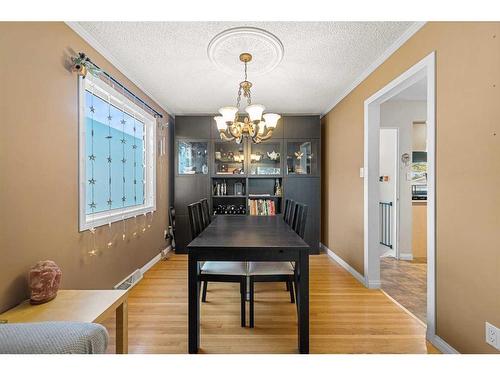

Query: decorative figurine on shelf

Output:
[28, 260, 62, 305]
[250, 153, 262, 162]
[274, 179, 282, 197]
[267, 151, 280, 161]
[295, 151, 304, 160]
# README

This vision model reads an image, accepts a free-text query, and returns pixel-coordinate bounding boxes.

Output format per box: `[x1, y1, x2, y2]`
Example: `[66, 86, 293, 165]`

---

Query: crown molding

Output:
[65, 22, 172, 116]
[321, 21, 427, 117]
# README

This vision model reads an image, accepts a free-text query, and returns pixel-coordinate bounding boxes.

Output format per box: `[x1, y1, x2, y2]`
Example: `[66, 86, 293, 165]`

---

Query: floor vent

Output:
[114, 269, 143, 290]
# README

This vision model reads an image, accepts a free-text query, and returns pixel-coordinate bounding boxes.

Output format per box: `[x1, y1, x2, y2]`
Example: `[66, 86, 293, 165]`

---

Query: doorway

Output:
[363, 52, 436, 338]
[379, 92, 428, 323]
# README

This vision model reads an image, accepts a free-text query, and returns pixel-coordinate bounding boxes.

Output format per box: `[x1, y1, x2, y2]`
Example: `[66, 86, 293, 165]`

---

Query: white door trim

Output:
[363, 52, 436, 339]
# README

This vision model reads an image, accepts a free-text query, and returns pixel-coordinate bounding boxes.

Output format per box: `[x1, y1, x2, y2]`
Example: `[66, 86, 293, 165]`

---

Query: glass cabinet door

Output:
[286, 139, 318, 175]
[213, 141, 246, 175]
[177, 141, 209, 175]
[249, 141, 282, 176]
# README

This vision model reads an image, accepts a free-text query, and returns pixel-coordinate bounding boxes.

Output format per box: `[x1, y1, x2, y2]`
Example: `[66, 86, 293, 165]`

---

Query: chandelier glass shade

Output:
[216, 53, 281, 144]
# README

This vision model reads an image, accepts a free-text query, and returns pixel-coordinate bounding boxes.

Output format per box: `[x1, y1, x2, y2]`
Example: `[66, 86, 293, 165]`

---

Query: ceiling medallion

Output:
[207, 26, 284, 76]
[214, 52, 280, 144]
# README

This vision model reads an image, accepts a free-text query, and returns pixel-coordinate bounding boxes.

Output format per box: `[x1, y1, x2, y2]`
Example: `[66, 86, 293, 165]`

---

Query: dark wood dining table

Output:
[187, 215, 310, 354]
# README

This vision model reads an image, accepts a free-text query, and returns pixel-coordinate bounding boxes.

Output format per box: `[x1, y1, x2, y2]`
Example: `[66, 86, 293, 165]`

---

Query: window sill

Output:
[79, 204, 156, 232]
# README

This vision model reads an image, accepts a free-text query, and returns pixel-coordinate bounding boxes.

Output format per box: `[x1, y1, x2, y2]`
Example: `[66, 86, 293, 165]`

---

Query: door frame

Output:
[363, 52, 436, 338]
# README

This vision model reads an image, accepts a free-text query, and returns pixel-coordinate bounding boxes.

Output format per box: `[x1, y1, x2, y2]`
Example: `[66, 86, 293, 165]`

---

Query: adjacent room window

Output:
[79, 75, 156, 231]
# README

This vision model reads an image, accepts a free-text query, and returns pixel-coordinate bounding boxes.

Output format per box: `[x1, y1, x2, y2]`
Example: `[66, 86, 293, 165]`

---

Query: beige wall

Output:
[0, 22, 171, 312]
[321, 22, 500, 353]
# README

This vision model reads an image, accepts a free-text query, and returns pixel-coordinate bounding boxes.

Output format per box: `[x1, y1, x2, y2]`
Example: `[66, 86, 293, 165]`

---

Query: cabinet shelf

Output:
[248, 195, 282, 198]
[213, 195, 246, 198]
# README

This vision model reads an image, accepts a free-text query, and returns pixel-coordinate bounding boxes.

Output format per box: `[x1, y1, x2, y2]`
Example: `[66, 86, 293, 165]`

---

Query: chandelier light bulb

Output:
[214, 116, 227, 131]
[263, 113, 281, 129]
[257, 121, 266, 135]
[219, 106, 238, 123]
[245, 104, 265, 123]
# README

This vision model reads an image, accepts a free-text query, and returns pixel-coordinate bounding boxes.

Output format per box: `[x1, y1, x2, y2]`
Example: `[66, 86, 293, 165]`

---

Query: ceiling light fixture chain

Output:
[215, 52, 280, 144]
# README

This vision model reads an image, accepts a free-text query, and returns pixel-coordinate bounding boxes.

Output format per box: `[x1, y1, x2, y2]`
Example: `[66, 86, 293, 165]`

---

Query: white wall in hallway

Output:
[380, 100, 426, 258]
[379, 128, 398, 257]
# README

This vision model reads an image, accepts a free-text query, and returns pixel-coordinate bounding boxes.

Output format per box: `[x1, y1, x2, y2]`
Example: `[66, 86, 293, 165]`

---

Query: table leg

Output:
[188, 253, 200, 353]
[116, 300, 128, 354]
[297, 251, 309, 354]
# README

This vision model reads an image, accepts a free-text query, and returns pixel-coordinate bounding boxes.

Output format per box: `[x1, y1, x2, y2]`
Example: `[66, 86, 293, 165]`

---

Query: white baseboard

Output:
[427, 334, 460, 354]
[366, 280, 381, 289]
[321, 243, 367, 287]
[140, 245, 172, 274]
[399, 253, 414, 261]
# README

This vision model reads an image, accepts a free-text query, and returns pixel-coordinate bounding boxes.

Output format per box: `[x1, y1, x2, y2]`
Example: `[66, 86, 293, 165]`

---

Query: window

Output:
[79, 75, 156, 231]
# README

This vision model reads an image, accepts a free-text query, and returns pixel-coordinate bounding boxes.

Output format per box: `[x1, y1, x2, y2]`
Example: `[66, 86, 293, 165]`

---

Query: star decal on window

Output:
[122, 196, 127, 202]
[107, 199, 113, 206]
[107, 115, 112, 121]
[89, 201, 96, 209]
[121, 158, 127, 164]
[88, 178, 96, 185]
[88, 154, 96, 161]
[107, 157, 112, 163]
[90, 106, 95, 113]
[120, 119, 126, 125]
[121, 138, 127, 144]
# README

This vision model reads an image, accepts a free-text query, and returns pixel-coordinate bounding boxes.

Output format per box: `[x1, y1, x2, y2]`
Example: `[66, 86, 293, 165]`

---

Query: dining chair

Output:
[168, 205, 176, 250]
[283, 199, 290, 222]
[248, 202, 308, 328]
[187, 202, 203, 238]
[188, 201, 248, 327]
[285, 200, 296, 226]
[200, 198, 211, 229]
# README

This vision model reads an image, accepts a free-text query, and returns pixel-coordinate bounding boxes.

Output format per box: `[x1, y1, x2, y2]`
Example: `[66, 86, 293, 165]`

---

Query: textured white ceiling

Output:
[75, 22, 416, 115]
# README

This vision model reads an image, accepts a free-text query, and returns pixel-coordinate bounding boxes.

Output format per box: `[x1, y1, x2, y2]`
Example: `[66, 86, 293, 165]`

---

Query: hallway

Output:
[381, 257, 427, 323]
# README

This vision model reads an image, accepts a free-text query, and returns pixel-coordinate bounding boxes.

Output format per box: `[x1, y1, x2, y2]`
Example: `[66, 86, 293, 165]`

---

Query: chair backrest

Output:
[297, 204, 308, 239]
[168, 206, 176, 248]
[292, 203, 303, 234]
[200, 198, 211, 229]
[187, 202, 203, 240]
[285, 200, 296, 225]
[283, 199, 290, 221]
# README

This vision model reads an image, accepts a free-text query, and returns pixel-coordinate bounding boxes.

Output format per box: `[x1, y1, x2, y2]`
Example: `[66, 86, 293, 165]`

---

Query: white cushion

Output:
[248, 262, 294, 276]
[200, 261, 247, 276]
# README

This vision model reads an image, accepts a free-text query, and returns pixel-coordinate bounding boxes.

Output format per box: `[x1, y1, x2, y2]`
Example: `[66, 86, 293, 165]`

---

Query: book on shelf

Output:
[248, 193, 271, 197]
[248, 199, 276, 216]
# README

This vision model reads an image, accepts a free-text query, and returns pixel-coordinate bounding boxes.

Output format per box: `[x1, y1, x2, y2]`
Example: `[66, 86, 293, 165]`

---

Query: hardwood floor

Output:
[380, 257, 427, 323]
[102, 253, 439, 354]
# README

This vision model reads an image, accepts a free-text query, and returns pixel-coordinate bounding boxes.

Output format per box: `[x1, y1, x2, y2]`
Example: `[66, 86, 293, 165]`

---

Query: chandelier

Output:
[214, 53, 281, 144]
